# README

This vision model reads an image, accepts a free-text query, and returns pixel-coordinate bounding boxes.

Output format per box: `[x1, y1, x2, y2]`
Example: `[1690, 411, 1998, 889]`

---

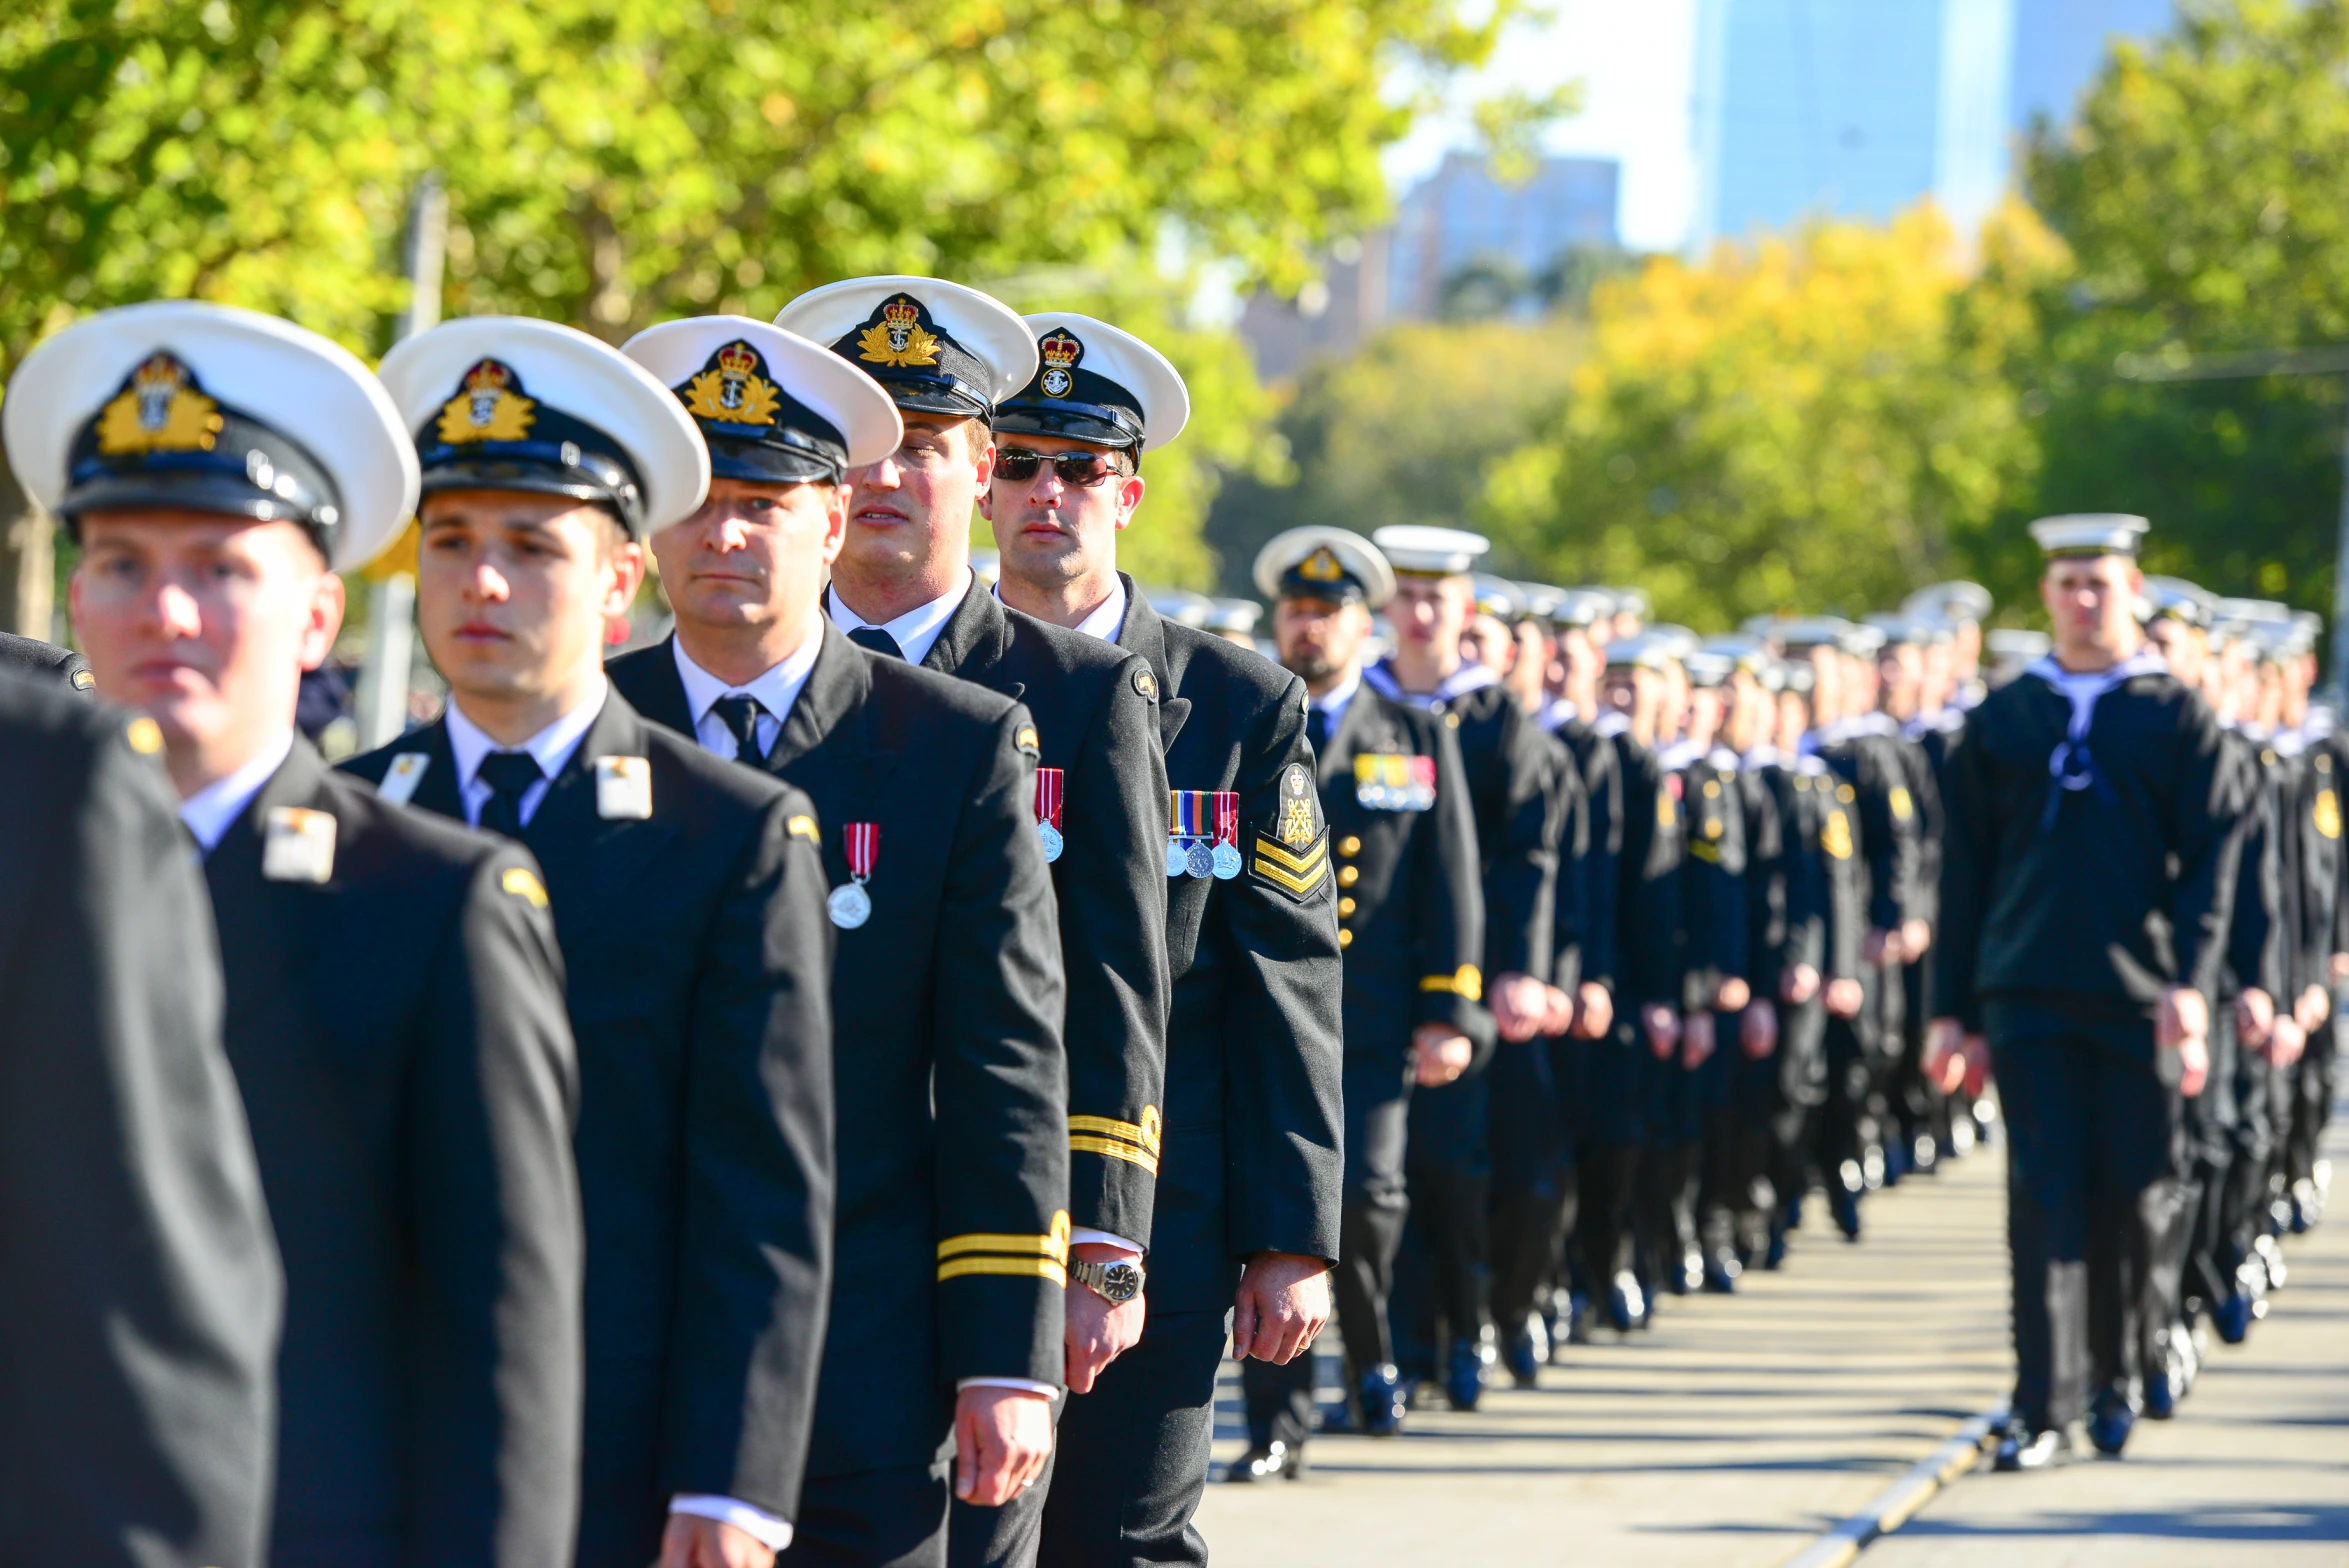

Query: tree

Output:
[1476, 205, 2060, 631]
[0, 0, 1534, 624]
[2016, 0, 2349, 616]
[1204, 314, 1582, 594]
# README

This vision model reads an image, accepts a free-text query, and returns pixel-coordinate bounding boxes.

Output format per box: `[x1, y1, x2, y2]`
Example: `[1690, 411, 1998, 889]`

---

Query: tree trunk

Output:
[0, 448, 54, 640]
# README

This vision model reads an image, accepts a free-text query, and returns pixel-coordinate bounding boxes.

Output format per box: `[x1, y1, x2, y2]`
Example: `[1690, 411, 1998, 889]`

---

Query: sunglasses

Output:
[995, 447, 1122, 487]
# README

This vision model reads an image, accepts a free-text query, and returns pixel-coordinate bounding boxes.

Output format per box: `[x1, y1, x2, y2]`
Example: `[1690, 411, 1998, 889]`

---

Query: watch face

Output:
[1100, 1261, 1142, 1302]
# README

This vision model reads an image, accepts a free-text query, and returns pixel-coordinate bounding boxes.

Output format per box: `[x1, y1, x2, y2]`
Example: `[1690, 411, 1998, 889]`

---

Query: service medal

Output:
[1185, 840, 1215, 879]
[827, 883, 872, 929]
[1166, 840, 1190, 878]
[1034, 767, 1066, 863]
[1212, 842, 1242, 879]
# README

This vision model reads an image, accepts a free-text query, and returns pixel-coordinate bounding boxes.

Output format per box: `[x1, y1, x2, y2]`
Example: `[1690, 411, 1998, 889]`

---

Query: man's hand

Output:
[1232, 1252, 1331, 1365]
[1064, 1243, 1145, 1395]
[1740, 1002, 1778, 1060]
[1641, 1003, 1681, 1060]
[660, 1518, 774, 1568]
[1489, 972, 1549, 1042]
[1412, 1024, 1474, 1087]
[1923, 1018, 1989, 1099]
[1864, 927, 1896, 967]
[1824, 978, 1864, 1019]
[2236, 988, 2276, 1051]
[1900, 918, 1931, 960]
[2296, 983, 2331, 1034]
[953, 1387, 1054, 1507]
[1781, 963, 1820, 1006]
[2272, 1016, 2309, 1068]
[2160, 986, 2211, 1100]
[2331, 952, 2349, 985]
[1680, 1009, 1716, 1070]
[1539, 983, 1577, 1036]
[1574, 982, 1615, 1040]
[1713, 975, 1751, 1013]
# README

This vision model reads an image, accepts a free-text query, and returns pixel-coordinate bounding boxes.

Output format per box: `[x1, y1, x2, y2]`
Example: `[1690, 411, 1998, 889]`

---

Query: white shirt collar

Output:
[826, 570, 973, 668]
[2027, 649, 2168, 739]
[445, 678, 609, 821]
[1310, 665, 1363, 732]
[1535, 694, 1578, 733]
[998, 575, 1127, 644]
[178, 728, 296, 853]
[671, 631, 821, 761]
[1362, 656, 1499, 709]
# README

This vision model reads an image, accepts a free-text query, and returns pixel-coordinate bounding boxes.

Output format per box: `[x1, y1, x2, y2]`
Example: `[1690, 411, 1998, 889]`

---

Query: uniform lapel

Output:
[1113, 580, 1191, 753]
[1318, 684, 1376, 790]
[206, 737, 335, 894]
[388, 720, 465, 822]
[920, 576, 1018, 699]
[622, 636, 699, 742]
[521, 691, 678, 920]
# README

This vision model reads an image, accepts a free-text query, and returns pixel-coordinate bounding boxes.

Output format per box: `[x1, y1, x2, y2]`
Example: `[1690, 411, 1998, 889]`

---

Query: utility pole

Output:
[2116, 342, 2349, 707]
[354, 173, 447, 750]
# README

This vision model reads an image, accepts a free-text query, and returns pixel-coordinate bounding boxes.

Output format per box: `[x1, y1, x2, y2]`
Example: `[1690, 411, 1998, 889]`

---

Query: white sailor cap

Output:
[1901, 580, 1993, 624]
[3, 300, 419, 572]
[1253, 525, 1395, 610]
[1206, 598, 1263, 636]
[1604, 584, 1652, 621]
[1147, 587, 1214, 628]
[995, 313, 1191, 455]
[1986, 628, 2052, 663]
[622, 316, 902, 490]
[1866, 611, 1952, 647]
[1470, 574, 1526, 621]
[1648, 623, 1702, 659]
[378, 316, 709, 538]
[1551, 588, 1613, 629]
[1603, 632, 1677, 671]
[2139, 576, 2214, 630]
[2030, 513, 2148, 559]
[1372, 524, 1489, 578]
[1515, 582, 1567, 623]
[775, 276, 1037, 420]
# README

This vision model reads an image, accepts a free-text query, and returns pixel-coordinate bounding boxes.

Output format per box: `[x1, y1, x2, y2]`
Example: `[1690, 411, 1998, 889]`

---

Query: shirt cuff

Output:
[1068, 1228, 1142, 1257]
[957, 1376, 1061, 1398]
[669, 1495, 792, 1553]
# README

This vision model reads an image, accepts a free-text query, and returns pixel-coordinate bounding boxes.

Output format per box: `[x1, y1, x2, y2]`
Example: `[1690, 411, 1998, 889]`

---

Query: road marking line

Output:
[1778, 1402, 2008, 1568]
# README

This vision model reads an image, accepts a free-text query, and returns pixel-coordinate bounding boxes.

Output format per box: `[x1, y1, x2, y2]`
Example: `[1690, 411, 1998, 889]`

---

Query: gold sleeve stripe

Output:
[938, 1256, 1068, 1286]
[1252, 848, 1329, 895]
[1070, 1134, 1160, 1174]
[937, 1232, 1070, 1262]
[1068, 1114, 1162, 1154]
[1252, 835, 1328, 877]
[1419, 965, 1483, 1001]
[787, 814, 820, 843]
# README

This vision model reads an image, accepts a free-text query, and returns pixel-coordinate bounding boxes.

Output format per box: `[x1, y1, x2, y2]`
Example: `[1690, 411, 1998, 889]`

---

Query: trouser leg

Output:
[1487, 1040, 1572, 1338]
[788, 1463, 952, 1568]
[2084, 1038, 2184, 1408]
[1036, 1310, 1229, 1568]
[1988, 1024, 2093, 1434]
[1239, 1355, 1315, 1453]
[1333, 1070, 1411, 1377]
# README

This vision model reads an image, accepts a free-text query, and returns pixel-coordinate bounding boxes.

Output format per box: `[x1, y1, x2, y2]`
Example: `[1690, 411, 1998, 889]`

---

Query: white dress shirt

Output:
[672, 632, 822, 763]
[1310, 666, 1362, 734]
[998, 574, 1128, 645]
[824, 571, 973, 667]
[178, 728, 297, 853]
[443, 680, 609, 830]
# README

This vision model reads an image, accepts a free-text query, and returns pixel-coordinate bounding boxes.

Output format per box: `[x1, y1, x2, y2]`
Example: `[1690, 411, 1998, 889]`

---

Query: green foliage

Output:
[2017, 0, 2349, 617]
[1476, 206, 2059, 631]
[1204, 315, 1581, 593]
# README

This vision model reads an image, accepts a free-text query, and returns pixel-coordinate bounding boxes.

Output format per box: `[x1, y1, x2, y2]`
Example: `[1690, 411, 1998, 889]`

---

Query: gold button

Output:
[1337, 865, 1359, 887]
[1339, 835, 1361, 857]
[1338, 928, 1353, 949]
[1338, 897, 1356, 917]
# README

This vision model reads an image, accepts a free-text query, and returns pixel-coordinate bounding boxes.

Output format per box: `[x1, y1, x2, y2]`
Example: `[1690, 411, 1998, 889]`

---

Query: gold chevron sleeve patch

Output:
[1251, 832, 1329, 896]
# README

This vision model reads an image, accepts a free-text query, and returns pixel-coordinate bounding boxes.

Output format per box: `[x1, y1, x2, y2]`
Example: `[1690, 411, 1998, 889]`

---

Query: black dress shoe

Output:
[1358, 1363, 1406, 1438]
[1504, 1322, 1545, 1387]
[2142, 1364, 2177, 1420]
[1606, 1272, 1646, 1334]
[2213, 1289, 2255, 1345]
[1703, 1251, 1742, 1294]
[1764, 1226, 1789, 1270]
[2088, 1391, 2135, 1457]
[1831, 1187, 1863, 1242]
[1225, 1441, 1305, 1482]
[1993, 1424, 2067, 1472]
[1444, 1339, 1485, 1411]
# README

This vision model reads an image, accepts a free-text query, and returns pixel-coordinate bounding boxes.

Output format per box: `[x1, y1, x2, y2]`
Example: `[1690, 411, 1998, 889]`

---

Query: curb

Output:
[1777, 1402, 2008, 1568]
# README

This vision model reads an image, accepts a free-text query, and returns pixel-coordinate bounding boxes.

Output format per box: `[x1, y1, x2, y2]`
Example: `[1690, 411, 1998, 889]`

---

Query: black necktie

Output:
[710, 694, 767, 762]
[1307, 706, 1331, 756]
[848, 626, 905, 660]
[477, 750, 545, 839]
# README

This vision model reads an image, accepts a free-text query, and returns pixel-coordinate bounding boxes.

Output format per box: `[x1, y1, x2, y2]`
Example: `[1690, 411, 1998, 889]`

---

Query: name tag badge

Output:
[595, 755, 653, 820]
[379, 752, 431, 805]
[262, 807, 337, 884]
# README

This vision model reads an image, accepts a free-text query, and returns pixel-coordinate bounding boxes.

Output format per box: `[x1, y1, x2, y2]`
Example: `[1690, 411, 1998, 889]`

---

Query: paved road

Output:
[1197, 1137, 2014, 1567]
[1875, 1124, 2349, 1567]
[1194, 1113, 2349, 1567]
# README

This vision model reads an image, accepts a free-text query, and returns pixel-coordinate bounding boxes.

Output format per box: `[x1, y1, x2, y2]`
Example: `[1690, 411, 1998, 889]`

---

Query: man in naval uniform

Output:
[0, 672, 280, 1568]
[773, 281, 1173, 1568]
[1233, 527, 1483, 1461]
[13, 301, 585, 1567]
[1930, 514, 2242, 1470]
[0, 629, 94, 690]
[348, 317, 838, 1568]
[983, 309, 1343, 1562]
[1366, 524, 1571, 1409]
[605, 315, 1078, 1565]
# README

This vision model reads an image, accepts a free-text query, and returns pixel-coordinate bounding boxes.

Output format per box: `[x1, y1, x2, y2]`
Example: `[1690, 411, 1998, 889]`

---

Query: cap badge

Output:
[857, 295, 943, 369]
[437, 359, 537, 445]
[1299, 547, 1344, 583]
[685, 341, 781, 428]
[1038, 329, 1083, 398]
[96, 353, 224, 456]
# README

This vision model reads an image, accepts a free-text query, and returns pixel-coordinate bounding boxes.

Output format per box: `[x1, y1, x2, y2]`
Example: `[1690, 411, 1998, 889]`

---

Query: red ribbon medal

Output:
[829, 822, 878, 928]
[1035, 768, 1065, 863]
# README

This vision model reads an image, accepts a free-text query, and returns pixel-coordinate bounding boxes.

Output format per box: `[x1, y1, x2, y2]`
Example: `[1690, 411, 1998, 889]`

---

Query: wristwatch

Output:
[1070, 1257, 1145, 1304]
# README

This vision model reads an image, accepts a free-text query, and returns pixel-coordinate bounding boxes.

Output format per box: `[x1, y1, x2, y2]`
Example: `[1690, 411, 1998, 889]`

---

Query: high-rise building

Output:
[1690, 0, 2174, 250]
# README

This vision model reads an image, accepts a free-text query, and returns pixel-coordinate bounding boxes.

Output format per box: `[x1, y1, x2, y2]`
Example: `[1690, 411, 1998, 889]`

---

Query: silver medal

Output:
[1039, 821, 1064, 863]
[1186, 840, 1215, 879]
[1167, 840, 1190, 877]
[1212, 842, 1242, 880]
[827, 881, 872, 929]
